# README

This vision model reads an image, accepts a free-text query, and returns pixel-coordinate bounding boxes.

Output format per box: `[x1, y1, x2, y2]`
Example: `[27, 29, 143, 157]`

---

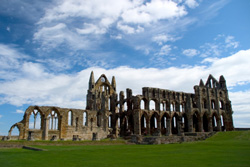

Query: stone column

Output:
[166, 118, 172, 136]
[188, 116, 193, 132]
[146, 119, 150, 136]
[177, 117, 183, 136]
[208, 117, 213, 132]
[134, 110, 141, 135]
[217, 118, 222, 131]
[157, 118, 161, 136]
[42, 118, 49, 140]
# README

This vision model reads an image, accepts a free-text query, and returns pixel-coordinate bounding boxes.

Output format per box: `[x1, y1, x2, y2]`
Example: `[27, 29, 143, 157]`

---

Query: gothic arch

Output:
[8, 124, 21, 139]
[150, 112, 160, 135]
[211, 112, 219, 131]
[83, 111, 88, 126]
[141, 112, 149, 135]
[149, 99, 157, 110]
[28, 108, 42, 130]
[182, 113, 188, 132]
[202, 112, 209, 132]
[68, 110, 73, 126]
[192, 111, 200, 132]
[161, 113, 170, 135]
[171, 112, 179, 134]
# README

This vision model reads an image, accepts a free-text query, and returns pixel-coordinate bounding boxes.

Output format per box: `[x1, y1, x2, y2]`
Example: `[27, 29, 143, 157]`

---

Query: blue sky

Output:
[0, 0, 250, 135]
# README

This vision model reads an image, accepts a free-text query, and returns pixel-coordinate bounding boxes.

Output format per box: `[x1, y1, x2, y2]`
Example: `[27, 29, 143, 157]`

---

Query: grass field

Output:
[0, 131, 250, 167]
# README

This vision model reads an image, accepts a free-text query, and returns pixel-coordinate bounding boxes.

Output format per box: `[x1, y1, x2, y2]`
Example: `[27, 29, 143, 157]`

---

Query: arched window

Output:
[108, 115, 112, 128]
[150, 113, 158, 128]
[170, 103, 174, 112]
[29, 109, 41, 129]
[213, 115, 217, 127]
[10, 126, 19, 137]
[48, 110, 58, 130]
[97, 113, 101, 127]
[173, 116, 177, 128]
[180, 104, 183, 112]
[123, 102, 127, 111]
[117, 117, 120, 128]
[203, 99, 207, 109]
[149, 100, 156, 110]
[140, 100, 145, 110]
[221, 115, 224, 126]
[68, 111, 72, 126]
[219, 100, 224, 109]
[210, 79, 213, 88]
[108, 97, 111, 111]
[83, 112, 87, 126]
[164, 116, 167, 128]
[211, 100, 216, 109]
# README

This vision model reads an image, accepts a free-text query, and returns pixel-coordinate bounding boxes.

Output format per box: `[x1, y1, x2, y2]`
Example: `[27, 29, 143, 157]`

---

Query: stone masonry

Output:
[8, 72, 234, 140]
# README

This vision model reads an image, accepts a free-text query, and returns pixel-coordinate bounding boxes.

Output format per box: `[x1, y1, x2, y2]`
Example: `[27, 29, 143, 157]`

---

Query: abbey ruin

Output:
[8, 72, 234, 141]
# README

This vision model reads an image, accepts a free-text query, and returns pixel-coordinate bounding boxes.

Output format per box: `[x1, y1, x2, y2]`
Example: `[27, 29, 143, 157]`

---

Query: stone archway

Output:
[171, 113, 178, 135]
[141, 113, 149, 136]
[161, 113, 170, 135]
[150, 112, 159, 136]
[203, 113, 209, 132]
[182, 113, 189, 132]
[8, 124, 20, 140]
[193, 112, 200, 132]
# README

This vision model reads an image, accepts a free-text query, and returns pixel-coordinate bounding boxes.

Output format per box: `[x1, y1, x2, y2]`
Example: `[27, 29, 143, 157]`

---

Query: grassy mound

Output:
[0, 131, 249, 167]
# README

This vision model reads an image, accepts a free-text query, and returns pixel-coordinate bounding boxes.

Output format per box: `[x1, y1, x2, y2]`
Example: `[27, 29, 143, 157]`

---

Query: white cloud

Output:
[34, 0, 191, 53]
[117, 22, 144, 34]
[158, 45, 172, 55]
[117, 23, 136, 34]
[199, 35, 240, 58]
[207, 49, 250, 87]
[121, 0, 187, 24]
[76, 23, 106, 35]
[0, 44, 28, 70]
[110, 34, 123, 40]
[152, 34, 177, 45]
[225, 36, 239, 49]
[182, 48, 200, 57]
[0, 115, 2, 118]
[185, 0, 199, 8]
[16, 110, 24, 114]
[33, 23, 89, 50]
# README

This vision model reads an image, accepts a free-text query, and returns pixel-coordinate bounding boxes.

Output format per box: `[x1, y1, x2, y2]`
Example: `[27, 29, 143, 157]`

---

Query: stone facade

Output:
[8, 72, 234, 140]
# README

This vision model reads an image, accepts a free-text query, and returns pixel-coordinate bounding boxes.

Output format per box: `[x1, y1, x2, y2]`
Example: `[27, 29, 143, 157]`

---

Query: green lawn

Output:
[0, 131, 250, 167]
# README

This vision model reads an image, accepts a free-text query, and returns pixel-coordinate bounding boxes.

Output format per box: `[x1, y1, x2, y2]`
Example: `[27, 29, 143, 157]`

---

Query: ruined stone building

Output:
[8, 72, 234, 140]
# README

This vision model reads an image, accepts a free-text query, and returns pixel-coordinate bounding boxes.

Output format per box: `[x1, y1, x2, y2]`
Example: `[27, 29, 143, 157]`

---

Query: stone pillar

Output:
[208, 117, 213, 132]
[134, 110, 141, 135]
[188, 116, 193, 132]
[42, 118, 49, 140]
[217, 118, 222, 131]
[177, 117, 183, 136]
[198, 116, 202, 132]
[146, 119, 150, 136]
[200, 116, 204, 132]
[166, 118, 172, 136]
[157, 118, 161, 136]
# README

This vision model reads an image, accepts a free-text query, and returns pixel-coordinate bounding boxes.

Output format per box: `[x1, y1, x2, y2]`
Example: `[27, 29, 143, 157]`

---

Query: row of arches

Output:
[106, 110, 227, 137]
[114, 98, 226, 113]
[116, 100, 187, 112]
[29, 109, 59, 130]
[201, 99, 225, 110]
[28, 110, 89, 131]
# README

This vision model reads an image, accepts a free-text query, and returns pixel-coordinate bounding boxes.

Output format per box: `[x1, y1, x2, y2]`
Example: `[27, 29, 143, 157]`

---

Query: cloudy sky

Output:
[0, 0, 250, 135]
